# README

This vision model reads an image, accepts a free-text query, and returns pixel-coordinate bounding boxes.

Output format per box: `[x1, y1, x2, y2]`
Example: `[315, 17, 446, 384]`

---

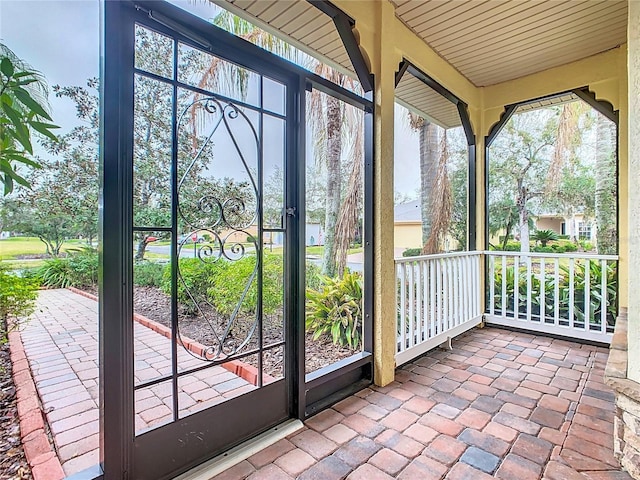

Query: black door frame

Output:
[100, 1, 374, 478]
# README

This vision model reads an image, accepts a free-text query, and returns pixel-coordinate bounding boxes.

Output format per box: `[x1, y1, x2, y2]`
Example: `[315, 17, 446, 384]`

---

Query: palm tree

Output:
[334, 110, 364, 276]
[206, 11, 363, 277]
[595, 112, 617, 254]
[423, 130, 453, 254]
[532, 229, 559, 247]
[407, 113, 452, 254]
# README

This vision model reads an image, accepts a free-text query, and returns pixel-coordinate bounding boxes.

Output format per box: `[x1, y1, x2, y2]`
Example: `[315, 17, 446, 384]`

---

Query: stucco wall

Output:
[394, 223, 422, 250]
[536, 218, 563, 234]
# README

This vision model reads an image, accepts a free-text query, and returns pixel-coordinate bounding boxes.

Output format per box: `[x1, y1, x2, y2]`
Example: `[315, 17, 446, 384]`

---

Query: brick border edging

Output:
[67, 287, 274, 385]
[8, 328, 66, 480]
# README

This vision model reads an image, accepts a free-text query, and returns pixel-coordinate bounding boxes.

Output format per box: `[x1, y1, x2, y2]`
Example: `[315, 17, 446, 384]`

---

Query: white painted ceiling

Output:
[216, 0, 627, 126]
[391, 0, 628, 87]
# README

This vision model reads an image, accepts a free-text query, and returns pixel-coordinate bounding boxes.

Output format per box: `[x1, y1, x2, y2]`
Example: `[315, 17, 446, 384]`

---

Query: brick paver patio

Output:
[214, 329, 631, 479]
[19, 289, 632, 479]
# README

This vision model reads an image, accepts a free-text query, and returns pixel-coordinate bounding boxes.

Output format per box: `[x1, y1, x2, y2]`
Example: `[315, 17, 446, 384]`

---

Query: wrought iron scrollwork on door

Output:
[176, 96, 260, 362]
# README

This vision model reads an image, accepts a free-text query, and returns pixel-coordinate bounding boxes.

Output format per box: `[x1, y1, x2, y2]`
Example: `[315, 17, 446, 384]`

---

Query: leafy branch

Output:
[0, 48, 59, 195]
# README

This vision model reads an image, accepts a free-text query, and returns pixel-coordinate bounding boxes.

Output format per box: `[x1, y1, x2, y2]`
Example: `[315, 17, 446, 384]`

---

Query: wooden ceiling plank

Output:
[395, 0, 433, 17]
[469, 32, 627, 81]
[310, 34, 344, 55]
[420, 1, 523, 44]
[298, 19, 337, 44]
[245, 0, 278, 17]
[269, 1, 315, 30]
[421, 0, 568, 49]
[258, 1, 298, 23]
[400, 0, 467, 23]
[433, 0, 587, 57]
[406, 0, 493, 34]
[280, 9, 324, 36]
[409, 0, 531, 41]
[454, 13, 627, 73]
[442, 3, 625, 66]
[471, 30, 626, 85]
[230, 0, 258, 11]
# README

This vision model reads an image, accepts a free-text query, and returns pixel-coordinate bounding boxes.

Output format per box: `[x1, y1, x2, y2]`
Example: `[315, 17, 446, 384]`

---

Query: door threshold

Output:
[173, 419, 304, 480]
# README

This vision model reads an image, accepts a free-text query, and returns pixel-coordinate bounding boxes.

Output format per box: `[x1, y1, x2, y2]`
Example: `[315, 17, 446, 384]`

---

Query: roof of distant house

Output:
[395, 200, 421, 223]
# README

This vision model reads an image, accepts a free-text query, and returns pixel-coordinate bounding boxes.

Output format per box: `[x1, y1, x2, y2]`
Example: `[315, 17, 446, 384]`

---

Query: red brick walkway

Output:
[20, 290, 632, 479]
[21, 289, 254, 477]
[214, 328, 632, 479]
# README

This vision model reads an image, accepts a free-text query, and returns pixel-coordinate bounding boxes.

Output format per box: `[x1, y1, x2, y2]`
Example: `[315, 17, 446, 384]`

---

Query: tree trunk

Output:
[321, 96, 342, 277]
[135, 238, 148, 261]
[516, 180, 530, 253]
[419, 121, 439, 247]
[334, 129, 363, 277]
[595, 114, 617, 254]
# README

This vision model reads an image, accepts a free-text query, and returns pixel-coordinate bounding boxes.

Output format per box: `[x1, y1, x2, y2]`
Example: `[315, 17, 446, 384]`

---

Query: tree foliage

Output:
[489, 101, 617, 254]
[489, 109, 556, 253]
[4, 80, 99, 254]
[0, 44, 58, 195]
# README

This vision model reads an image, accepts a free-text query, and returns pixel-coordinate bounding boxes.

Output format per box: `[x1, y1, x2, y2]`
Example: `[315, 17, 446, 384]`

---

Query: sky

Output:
[0, 0, 423, 197]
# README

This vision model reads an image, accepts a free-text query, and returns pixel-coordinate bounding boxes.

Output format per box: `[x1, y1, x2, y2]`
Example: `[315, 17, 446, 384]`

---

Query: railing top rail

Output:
[394, 250, 484, 263]
[483, 250, 619, 261]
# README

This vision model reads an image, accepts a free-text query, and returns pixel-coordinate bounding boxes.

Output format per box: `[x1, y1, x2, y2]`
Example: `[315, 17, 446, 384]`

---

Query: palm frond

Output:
[423, 130, 453, 254]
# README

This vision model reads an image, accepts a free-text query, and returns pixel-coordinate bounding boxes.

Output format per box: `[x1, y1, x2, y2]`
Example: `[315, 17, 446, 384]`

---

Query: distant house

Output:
[394, 200, 422, 249]
[535, 213, 595, 241]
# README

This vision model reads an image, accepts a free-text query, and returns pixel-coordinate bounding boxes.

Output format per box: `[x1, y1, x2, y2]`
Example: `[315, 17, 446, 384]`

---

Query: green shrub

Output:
[503, 241, 521, 251]
[66, 247, 98, 287]
[532, 245, 554, 253]
[563, 242, 578, 252]
[493, 260, 618, 326]
[402, 248, 422, 257]
[0, 267, 39, 341]
[580, 241, 594, 252]
[532, 229, 559, 247]
[165, 255, 283, 316]
[208, 254, 283, 315]
[305, 270, 362, 348]
[551, 244, 566, 253]
[557, 234, 570, 240]
[19, 268, 43, 283]
[134, 261, 165, 287]
[162, 258, 223, 313]
[39, 257, 73, 288]
[39, 247, 98, 288]
[306, 262, 323, 291]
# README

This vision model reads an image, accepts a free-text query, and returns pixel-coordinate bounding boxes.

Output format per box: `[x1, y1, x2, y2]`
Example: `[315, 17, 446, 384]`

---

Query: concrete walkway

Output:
[20, 289, 632, 479]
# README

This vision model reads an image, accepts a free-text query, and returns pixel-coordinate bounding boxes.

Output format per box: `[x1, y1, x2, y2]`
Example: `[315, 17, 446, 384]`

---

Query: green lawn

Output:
[0, 237, 84, 260]
[1, 258, 46, 270]
[305, 246, 363, 256]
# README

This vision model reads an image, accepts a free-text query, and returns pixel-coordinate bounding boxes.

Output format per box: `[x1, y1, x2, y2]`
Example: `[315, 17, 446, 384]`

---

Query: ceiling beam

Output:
[308, 0, 373, 93]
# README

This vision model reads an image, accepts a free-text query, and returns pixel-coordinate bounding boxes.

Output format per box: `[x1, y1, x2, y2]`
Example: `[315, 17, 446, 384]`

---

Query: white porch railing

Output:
[395, 251, 483, 366]
[395, 250, 619, 366]
[485, 251, 618, 344]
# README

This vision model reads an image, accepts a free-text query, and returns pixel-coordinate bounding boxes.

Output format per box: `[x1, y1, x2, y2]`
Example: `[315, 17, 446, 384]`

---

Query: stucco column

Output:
[628, 0, 640, 384]
[372, 0, 397, 386]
